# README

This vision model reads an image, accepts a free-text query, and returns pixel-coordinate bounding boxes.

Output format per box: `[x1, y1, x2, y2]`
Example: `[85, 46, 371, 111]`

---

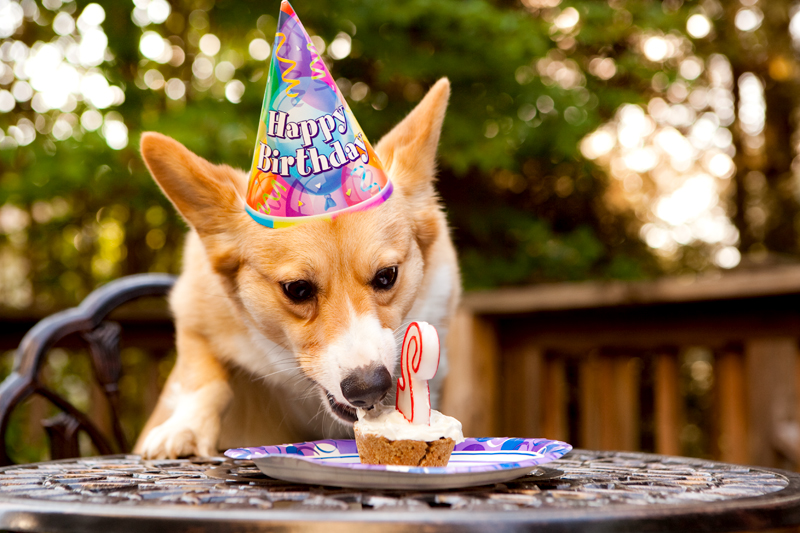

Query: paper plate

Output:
[224, 437, 572, 489]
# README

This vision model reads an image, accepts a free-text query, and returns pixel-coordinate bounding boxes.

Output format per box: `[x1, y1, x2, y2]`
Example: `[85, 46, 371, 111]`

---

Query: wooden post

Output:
[595, 351, 641, 451]
[745, 337, 798, 468]
[579, 351, 602, 449]
[542, 356, 568, 442]
[598, 352, 616, 450]
[715, 345, 748, 464]
[501, 340, 543, 438]
[654, 348, 682, 456]
[441, 308, 500, 438]
[614, 354, 641, 451]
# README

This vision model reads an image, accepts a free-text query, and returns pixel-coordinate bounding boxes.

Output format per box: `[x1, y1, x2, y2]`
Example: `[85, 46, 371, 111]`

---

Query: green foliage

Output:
[458, 207, 647, 289]
[2, 0, 750, 312]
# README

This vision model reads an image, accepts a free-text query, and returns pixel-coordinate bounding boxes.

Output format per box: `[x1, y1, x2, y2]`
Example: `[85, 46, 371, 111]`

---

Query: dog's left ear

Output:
[376, 78, 450, 248]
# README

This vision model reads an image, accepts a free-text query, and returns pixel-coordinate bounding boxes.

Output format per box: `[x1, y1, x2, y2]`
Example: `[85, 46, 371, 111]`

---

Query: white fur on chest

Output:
[404, 263, 456, 408]
[407, 263, 455, 329]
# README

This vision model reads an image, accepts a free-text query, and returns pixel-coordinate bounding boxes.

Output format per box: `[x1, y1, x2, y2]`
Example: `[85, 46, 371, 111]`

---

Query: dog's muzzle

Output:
[340, 364, 392, 408]
[325, 392, 358, 423]
[323, 365, 392, 424]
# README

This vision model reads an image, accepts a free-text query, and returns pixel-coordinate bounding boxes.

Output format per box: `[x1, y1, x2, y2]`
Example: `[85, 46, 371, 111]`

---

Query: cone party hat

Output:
[245, 1, 392, 229]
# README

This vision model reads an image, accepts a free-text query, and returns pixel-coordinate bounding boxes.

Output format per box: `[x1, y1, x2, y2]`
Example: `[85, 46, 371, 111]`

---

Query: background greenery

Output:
[3, 0, 800, 310]
[0, 0, 678, 312]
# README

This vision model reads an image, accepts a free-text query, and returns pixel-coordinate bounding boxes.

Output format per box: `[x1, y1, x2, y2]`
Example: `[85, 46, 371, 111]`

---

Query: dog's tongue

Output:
[244, 0, 393, 229]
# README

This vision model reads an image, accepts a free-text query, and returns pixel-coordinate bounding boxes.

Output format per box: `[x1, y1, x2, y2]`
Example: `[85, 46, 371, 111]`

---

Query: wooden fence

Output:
[4, 266, 800, 467]
[440, 264, 800, 469]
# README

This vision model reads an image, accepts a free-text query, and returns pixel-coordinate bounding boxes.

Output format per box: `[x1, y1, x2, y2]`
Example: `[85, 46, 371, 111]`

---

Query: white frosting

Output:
[355, 404, 464, 443]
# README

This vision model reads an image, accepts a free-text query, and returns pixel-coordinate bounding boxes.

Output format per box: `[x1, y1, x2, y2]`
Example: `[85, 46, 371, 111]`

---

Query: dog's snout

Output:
[340, 365, 392, 408]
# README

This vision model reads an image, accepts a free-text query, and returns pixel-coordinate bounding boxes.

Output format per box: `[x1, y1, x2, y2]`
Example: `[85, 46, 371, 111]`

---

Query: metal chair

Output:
[0, 274, 176, 465]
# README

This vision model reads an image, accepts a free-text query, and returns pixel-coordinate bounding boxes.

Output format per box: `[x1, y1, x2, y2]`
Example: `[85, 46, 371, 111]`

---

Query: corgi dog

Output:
[133, 79, 460, 459]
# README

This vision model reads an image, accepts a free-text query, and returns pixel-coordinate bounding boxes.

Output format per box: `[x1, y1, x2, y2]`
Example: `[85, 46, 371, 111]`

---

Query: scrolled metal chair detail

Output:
[0, 274, 176, 465]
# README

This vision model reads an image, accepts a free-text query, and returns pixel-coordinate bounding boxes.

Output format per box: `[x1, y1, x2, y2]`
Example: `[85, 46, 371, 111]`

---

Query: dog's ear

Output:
[140, 132, 247, 282]
[140, 132, 247, 236]
[376, 78, 449, 202]
[376, 78, 450, 249]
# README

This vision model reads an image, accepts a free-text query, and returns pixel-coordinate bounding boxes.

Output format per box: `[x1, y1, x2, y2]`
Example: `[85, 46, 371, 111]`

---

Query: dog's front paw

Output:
[139, 417, 221, 459]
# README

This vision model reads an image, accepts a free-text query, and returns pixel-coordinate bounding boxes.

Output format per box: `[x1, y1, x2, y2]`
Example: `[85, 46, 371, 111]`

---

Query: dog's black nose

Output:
[340, 365, 392, 408]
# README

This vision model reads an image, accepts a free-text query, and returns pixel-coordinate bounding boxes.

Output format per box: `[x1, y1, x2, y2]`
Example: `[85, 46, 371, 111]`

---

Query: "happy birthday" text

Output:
[255, 107, 370, 177]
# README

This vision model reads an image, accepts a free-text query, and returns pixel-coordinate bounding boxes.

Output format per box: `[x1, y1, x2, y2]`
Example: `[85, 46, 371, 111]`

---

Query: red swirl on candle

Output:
[396, 321, 440, 425]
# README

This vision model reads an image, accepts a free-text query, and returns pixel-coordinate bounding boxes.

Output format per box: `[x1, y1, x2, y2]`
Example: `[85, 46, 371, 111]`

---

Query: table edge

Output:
[0, 458, 799, 533]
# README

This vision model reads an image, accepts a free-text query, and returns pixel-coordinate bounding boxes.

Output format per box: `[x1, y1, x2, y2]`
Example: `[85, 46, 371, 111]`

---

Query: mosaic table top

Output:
[0, 449, 797, 532]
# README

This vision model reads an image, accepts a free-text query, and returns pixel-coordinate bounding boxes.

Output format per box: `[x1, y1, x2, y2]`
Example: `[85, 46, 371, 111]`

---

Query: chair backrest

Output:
[0, 274, 176, 465]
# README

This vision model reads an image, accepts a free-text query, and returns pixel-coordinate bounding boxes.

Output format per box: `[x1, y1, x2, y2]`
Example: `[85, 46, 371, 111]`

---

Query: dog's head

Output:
[141, 79, 451, 424]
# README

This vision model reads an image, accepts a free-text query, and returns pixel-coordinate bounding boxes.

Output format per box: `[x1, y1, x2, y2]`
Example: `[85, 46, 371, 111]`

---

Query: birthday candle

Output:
[396, 321, 440, 425]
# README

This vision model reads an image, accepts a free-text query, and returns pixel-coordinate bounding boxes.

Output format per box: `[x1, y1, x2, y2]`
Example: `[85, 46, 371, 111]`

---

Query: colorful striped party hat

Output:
[245, 1, 392, 229]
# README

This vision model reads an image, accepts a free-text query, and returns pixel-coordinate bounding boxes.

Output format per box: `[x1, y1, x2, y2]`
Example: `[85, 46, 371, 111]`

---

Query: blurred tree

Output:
[2, 0, 799, 312]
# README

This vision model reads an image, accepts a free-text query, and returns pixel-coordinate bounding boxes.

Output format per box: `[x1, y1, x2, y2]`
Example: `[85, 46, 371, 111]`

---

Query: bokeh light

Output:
[589, 57, 616, 80]
[328, 32, 351, 60]
[102, 116, 128, 150]
[199, 34, 220, 56]
[80, 109, 102, 131]
[140, 31, 172, 63]
[224, 80, 244, 103]
[165, 78, 186, 100]
[582, 51, 740, 265]
[686, 14, 711, 39]
[147, 0, 171, 24]
[0, 1, 24, 39]
[553, 7, 579, 31]
[643, 36, 671, 62]
[52, 12, 75, 36]
[0, 0, 127, 152]
[735, 8, 763, 32]
[248, 38, 270, 61]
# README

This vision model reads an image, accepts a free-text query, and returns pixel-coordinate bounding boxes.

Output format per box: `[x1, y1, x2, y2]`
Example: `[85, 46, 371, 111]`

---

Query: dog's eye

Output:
[371, 266, 398, 291]
[283, 280, 315, 302]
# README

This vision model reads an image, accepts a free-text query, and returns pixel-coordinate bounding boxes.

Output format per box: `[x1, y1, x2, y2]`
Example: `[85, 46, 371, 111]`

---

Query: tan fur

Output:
[134, 79, 460, 458]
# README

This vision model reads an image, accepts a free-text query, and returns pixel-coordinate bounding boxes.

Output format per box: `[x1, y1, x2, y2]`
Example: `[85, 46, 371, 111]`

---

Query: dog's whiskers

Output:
[391, 319, 417, 342]
[257, 366, 300, 380]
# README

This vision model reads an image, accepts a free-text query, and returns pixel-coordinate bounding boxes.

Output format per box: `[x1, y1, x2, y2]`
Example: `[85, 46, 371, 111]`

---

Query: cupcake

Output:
[353, 321, 464, 467]
[354, 404, 464, 467]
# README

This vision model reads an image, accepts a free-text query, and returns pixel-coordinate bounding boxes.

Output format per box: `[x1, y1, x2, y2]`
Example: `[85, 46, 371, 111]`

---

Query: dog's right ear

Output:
[140, 132, 246, 236]
[375, 78, 450, 253]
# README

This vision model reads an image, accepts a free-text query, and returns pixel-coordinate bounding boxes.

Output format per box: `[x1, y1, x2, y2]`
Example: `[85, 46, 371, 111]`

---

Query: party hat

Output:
[245, 1, 392, 229]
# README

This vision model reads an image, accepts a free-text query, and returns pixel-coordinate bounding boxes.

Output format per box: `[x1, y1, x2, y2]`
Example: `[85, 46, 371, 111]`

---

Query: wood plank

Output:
[484, 311, 800, 351]
[579, 351, 602, 449]
[715, 346, 748, 464]
[654, 349, 682, 456]
[541, 356, 568, 442]
[745, 337, 798, 468]
[501, 340, 542, 438]
[598, 353, 616, 450]
[462, 265, 800, 315]
[440, 309, 499, 438]
[440, 310, 470, 431]
[594, 352, 641, 451]
[615, 355, 641, 451]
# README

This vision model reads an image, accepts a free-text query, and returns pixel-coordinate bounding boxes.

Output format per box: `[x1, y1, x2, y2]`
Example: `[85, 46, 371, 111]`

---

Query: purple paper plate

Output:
[224, 437, 572, 489]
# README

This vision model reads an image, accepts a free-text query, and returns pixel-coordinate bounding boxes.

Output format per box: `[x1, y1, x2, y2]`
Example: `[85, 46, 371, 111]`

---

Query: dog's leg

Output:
[134, 328, 233, 459]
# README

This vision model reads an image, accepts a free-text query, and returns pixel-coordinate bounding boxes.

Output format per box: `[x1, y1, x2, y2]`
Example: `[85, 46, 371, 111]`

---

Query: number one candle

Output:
[396, 321, 440, 425]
